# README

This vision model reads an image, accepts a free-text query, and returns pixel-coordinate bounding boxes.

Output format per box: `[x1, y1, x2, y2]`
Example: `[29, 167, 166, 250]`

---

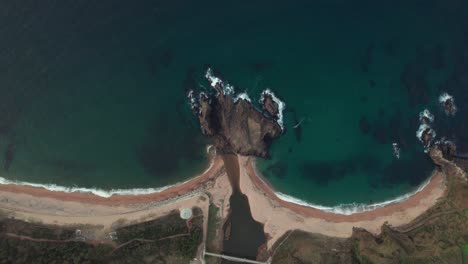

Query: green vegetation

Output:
[111, 207, 204, 262]
[0, 218, 76, 240]
[0, 207, 205, 263]
[271, 163, 468, 264]
[0, 237, 113, 264]
[206, 202, 223, 264]
[462, 244, 468, 264]
[206, 203, 221, 251]
[271, 231, 356, 264]
[116, 209, 193, 243]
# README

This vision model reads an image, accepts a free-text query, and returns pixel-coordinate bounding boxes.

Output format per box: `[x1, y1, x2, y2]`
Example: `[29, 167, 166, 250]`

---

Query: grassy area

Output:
[116, 209, 191, 243]
[0, 207, 205, 263]
[271, 231, 353, 264]
[0, 218, 76, 240]
[205, 202, 223, 264]
[206, 203, 221, 251]
[0, 236, 113, 264]
[271, 162, 468, 264]
[462, 244, 468, 264]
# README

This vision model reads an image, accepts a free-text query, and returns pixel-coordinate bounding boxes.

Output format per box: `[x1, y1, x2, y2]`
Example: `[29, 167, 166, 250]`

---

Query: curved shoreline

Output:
[0, 155, 444, 218]
[242, 156, 445, 222]
[250, 158, 437, 215]
[0, 156, 225, 206]
[0, 154, 447, 250]
[0, 159, 217, 199]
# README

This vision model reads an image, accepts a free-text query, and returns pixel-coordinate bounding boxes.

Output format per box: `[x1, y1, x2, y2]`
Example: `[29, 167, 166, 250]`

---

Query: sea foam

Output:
[392, 142, 401, 159]
[204, 67, 285, 130]
[260, 89, 286, 130]
[438, 92, 457, 116]
[0, 159, 215, 198]
[234, 92, 252, 103]
[419, 109, 434, 123]
[205, 68, 235, 95]
[187, 89, 198, 111]
[274, 175, 432, 215]
[438, 92, 454, 104]
[416, 123, 437, 153]
[0, 176, 172, 198]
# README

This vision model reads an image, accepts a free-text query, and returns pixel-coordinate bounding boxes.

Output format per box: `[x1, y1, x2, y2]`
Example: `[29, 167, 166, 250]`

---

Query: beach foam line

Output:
[0, 159, 215, 198]
[273, 175, 433, 215]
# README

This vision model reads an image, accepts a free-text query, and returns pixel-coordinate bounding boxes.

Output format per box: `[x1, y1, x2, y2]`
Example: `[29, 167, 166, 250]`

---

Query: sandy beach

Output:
[239, 156, 446, 248]
[0, 154, 447, 250]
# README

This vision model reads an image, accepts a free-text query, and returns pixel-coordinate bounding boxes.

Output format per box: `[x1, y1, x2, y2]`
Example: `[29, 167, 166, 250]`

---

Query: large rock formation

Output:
[191, 69, 283, 158]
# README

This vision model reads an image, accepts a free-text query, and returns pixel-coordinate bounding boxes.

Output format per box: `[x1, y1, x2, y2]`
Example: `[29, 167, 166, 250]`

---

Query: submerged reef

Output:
[188, 68, 284, 158]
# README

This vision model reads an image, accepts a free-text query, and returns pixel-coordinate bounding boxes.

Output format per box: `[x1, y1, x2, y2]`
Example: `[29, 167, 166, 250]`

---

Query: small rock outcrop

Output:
[261, 94, 279, 118]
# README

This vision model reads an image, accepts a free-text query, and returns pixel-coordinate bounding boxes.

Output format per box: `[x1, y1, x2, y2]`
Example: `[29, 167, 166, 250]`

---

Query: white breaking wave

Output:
[0, 176, 173, 198]
[234, 92, 252, 102]
[416, 123, 434, 141]
[438, 92, 453, 104]
[187, 89, 198, 111]
[224, 83, 235, 95]
[438, 92, 458, 116]
[416, 123, 436, 153]
[260, 89, 286, 130]
[274, 175, 433, 215]
[205, 68, 235, 95]
[205, 68, 222, 88]
[392, 142, 401, 159]
[204, 68, 285, 130]
[0, 158, 215, 198]
[419, 109, 434, 123]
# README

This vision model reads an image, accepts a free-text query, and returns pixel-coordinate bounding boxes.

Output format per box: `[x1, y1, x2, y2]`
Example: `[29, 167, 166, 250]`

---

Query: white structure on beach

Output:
[180, 208, 193, 220]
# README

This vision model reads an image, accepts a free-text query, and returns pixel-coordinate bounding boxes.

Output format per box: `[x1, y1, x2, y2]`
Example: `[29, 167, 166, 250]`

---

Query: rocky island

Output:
[189, 68, 284, 158]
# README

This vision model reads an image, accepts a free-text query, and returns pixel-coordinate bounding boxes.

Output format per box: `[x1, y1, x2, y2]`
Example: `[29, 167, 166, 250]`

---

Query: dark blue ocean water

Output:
[0, 1, 467, 204]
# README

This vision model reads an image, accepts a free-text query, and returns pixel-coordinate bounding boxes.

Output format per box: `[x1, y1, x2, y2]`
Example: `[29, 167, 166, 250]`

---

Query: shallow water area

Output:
[0, 0, 467, 206]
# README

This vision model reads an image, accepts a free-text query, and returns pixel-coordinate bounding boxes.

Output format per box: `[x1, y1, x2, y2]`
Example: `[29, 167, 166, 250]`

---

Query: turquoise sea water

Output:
[0, 1, 467, 205]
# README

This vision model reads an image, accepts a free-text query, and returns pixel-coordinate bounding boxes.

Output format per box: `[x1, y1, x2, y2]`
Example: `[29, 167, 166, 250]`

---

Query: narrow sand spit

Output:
[0, 155, 446, 250]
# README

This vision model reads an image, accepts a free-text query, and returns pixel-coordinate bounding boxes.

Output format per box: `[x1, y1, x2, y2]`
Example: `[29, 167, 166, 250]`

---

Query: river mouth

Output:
[222, 191, 266, 262]
[221, 155, 266, 262]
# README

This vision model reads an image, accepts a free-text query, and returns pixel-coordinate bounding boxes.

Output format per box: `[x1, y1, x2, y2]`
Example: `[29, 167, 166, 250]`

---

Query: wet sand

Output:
[237, 156, 446, 248]
[0, 154, 446, 249]
[0, 157, 225, 206]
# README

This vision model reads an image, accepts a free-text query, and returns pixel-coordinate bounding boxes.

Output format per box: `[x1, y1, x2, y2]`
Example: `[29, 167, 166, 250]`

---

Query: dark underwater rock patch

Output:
[250, 61, 274, 73]
[3, 143, 15, 172]
[145, 48, 175, 76]
[265, 161, 288, 179]
[299, 157, 379, 186]
[360, 43, 374, 73]
[159, 49, 174, 68]
[137, 112, 207, 180]
[383, 37, 399, 57]
[400, 62, 430, 107]
[359, 116, 371, 135]
[374, 155, 433, 187]
[430, 44, 445, 70]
